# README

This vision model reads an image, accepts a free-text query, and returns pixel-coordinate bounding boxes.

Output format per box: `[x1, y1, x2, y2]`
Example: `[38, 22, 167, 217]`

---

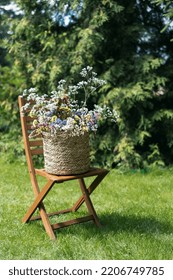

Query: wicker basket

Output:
[42, 131, 90, 175]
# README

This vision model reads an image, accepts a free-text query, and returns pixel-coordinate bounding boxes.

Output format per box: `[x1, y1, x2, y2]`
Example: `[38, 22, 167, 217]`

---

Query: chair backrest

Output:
[18, 96, 43, 195]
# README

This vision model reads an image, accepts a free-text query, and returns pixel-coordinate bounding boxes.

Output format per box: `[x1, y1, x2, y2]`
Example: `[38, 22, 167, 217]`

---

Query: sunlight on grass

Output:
[0, 156, 173, 260]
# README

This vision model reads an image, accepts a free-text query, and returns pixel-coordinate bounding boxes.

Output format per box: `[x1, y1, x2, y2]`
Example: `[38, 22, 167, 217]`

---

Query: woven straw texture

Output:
[43, 132, 90, 175]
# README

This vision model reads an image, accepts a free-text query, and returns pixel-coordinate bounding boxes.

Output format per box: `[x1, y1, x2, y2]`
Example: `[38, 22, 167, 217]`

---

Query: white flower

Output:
[20, 67, 117, 137]
[28, 88, 37, 93]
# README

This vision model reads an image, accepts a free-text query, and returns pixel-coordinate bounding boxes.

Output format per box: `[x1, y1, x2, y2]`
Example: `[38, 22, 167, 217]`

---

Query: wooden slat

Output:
[51, 215, 94, 230]
[31, 148, 43, 155]
[22, 99, 35, 105]
[26, 116, 37, 121]
[29, 140, 43, 147]
[35, 168, 108, 182]
[30, 208, 72, 221]
[27, 124, 33, 130]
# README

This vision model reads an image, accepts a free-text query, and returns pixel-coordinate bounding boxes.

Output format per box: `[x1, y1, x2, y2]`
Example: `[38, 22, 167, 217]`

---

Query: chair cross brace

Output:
[22, 168, 108, 240]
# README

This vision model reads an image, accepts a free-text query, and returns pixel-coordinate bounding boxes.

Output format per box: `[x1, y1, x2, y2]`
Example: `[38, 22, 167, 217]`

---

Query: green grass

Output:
[0, 155, 173, 260]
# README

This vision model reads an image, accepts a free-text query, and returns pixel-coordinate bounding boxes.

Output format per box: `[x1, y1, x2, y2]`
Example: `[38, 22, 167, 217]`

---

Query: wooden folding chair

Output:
[18, 96, 109, 240]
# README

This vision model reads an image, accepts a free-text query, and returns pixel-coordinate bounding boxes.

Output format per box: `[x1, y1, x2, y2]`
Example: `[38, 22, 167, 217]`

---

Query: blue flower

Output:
[55, 118, 67, 127]
[55, 118, 62, 124]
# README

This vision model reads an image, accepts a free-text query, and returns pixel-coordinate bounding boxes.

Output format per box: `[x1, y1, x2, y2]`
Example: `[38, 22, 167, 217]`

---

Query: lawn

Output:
[0, 155, 173, 260]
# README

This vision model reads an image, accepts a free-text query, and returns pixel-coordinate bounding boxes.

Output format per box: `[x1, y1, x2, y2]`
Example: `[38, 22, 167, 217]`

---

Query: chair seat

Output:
[35, 167, 108, 182]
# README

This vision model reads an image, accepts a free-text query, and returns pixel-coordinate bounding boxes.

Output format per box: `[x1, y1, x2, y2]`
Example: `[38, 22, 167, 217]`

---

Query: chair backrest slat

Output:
[26, 124, 33, 130]
[31, 148, 44, 155]
[29, 140, 43, 147]
[25, 116, 37, 121]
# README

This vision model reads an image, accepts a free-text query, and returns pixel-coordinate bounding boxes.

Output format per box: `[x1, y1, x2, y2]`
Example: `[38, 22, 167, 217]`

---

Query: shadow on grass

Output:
[52, 212, 173, 237]
[97, 212, 173, 235]
[25, 210, 173, 240]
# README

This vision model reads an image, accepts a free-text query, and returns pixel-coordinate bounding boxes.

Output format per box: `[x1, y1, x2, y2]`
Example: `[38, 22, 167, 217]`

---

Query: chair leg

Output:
[78, 178, 101, 227]
[22, 179, 56, 240]
[39, 204, 56, 240]
[22, 179, 55, 223]
[72, 171, 108, 212]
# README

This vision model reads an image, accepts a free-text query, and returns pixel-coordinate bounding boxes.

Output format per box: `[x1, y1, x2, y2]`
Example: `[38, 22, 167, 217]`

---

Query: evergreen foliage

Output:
[152, 0, 173, 35]
[0, 1, 24, 136]
[1, 0, 173, 169]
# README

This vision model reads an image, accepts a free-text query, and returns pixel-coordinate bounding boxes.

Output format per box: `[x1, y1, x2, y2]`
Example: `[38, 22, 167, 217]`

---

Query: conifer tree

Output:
[2, 0, 173, 168]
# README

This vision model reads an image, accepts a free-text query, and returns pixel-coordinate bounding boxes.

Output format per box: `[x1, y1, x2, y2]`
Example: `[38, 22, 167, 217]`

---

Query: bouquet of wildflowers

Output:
[22, 66, 117, 137]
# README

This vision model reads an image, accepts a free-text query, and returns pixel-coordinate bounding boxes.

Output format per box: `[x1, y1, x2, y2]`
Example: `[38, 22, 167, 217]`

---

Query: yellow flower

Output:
[85, 114, 91, 121]
[29, 111, 35, 118]
[82, 126, 88, 132]
[74, 115, 80, 121]
[33, 119, 38, 127]
[51, 115, 57, 122]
